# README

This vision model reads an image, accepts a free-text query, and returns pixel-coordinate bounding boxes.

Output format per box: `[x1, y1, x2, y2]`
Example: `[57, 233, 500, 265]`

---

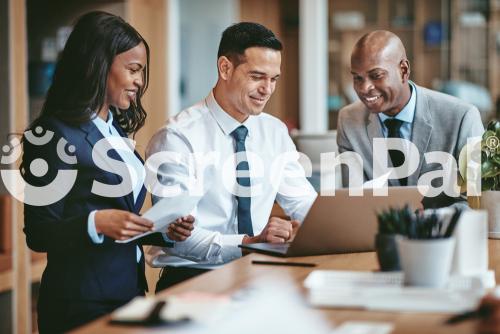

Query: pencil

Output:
[445, 306, 491, 325]
[251, 260, 316, 267]
[445, 310, 481, 324]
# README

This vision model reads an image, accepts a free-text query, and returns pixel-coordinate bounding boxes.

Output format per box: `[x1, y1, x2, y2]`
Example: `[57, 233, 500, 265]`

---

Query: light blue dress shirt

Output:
[377, 81, 417, 140]
[87, 111, 145, 262]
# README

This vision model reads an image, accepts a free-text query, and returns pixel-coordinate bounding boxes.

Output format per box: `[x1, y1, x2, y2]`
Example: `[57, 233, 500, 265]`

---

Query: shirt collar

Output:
[205, 90, 254, 138]
[92, 110, 114, 126]
[378, 81, 416, 125]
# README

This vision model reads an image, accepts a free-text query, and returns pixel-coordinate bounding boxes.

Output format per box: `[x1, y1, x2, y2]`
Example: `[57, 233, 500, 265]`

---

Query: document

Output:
[304, 270, 486, 313]
[116, 193, 201, 243]
[332, 321, 394, 334]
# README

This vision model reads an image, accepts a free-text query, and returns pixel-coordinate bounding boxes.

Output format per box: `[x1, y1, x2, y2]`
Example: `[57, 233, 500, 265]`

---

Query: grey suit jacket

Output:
[337, 84, 484, 188]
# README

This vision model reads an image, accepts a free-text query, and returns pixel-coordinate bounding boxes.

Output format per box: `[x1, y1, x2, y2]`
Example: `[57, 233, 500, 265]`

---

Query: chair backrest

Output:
[292, 130, 338, 167]
[291, 131, 341, 190]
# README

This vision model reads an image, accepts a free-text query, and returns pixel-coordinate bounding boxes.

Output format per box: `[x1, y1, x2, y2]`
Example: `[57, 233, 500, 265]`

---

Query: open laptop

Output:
[239, 186, 424, 257]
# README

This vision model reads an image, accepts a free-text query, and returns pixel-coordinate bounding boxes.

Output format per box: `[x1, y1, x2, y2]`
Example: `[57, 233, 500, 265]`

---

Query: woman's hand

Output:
[166, 215, 195, 241]
[95, 209, 153, 241]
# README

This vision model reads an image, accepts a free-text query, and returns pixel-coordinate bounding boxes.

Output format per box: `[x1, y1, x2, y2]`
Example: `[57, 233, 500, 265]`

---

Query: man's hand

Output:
[289, 219, 300, 242]
[95, 209, 153, 241]
[242, 217, 300, 244]
[166, 215, 195, 241]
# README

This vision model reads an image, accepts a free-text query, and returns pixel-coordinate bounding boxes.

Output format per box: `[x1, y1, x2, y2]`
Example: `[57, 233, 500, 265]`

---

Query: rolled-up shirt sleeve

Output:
[275, 131, 317, 223]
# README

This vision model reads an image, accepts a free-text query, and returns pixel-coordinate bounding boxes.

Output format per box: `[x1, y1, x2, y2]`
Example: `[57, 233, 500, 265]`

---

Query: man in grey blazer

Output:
[337, 30, 484, 207]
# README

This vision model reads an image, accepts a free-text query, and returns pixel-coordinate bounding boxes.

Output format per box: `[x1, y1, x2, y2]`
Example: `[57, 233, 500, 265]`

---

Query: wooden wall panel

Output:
[0, 0, 10, 197]
[0, 196, 12, 254]
[9, 0, 31, 332]
[280, 0, 299, 129]
[126, 0, 168, 157]
[240, 0, 286, 122]
[489, 2, 499, 105]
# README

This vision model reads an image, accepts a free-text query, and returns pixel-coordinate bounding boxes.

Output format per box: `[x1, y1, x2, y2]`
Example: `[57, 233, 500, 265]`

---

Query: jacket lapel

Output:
[132, 152, 146, 214]
[112, 121, 147, 213]
[408, 85, 433, 185]
[79, 121, 135, 211]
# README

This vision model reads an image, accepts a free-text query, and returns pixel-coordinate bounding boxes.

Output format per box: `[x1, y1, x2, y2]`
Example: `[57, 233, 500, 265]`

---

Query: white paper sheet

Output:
[304, 270, 486, 313]
[116, 193, 201, 243]
[332, 321, 394, 334]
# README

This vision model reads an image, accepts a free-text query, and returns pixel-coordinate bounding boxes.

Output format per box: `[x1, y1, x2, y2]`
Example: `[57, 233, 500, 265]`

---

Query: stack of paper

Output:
[304, 270, 487, 313]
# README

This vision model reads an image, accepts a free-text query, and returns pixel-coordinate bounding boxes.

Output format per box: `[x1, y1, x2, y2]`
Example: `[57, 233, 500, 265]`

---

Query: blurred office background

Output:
[0, 0, 498, 333]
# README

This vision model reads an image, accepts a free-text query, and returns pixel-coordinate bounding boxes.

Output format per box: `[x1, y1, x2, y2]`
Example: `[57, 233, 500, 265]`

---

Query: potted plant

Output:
[479, 120, 500, 238]
[375, 205, 414, 271]
[376, 206, 461, 280]
[459, 120, 500, 239]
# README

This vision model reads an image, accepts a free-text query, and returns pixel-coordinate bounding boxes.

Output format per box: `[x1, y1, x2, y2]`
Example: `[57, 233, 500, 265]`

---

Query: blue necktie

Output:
[384, 119, 407, 186]
[231, 125, 254, 236]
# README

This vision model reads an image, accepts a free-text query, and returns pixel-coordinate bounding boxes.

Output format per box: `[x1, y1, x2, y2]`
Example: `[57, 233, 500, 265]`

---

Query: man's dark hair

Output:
[217, 22, 283, 67]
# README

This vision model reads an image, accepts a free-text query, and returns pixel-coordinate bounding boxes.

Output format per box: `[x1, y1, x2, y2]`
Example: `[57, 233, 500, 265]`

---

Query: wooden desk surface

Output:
[72, 240, 500, 334]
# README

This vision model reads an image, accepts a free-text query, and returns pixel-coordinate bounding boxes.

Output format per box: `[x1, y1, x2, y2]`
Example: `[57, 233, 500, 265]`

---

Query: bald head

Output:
[349, 30, 411, 116]
[352, 30, 407, 65]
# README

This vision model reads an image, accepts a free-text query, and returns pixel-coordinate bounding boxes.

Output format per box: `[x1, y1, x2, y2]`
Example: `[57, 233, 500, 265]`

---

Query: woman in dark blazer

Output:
[21, 11, 193, 333]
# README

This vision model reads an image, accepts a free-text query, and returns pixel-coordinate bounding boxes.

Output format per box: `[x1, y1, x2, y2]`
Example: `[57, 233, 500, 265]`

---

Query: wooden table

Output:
[72, 240, 500, 333]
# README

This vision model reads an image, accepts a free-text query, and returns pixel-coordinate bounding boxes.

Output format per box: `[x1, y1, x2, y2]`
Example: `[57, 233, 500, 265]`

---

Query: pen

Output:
[145, 300, 167, 324]
[251, 260, 316, 267]
[445, 307, 491, 325]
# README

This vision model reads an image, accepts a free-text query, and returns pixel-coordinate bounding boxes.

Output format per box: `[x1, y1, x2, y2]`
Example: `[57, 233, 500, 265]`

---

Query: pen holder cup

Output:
[397, 237, 455, 288]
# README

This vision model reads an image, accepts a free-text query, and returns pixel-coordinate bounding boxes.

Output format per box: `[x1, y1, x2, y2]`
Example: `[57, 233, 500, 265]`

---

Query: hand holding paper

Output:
[167, 215, 195, 241]
[116, 193, 201, 243]
[95, 209, 154, 241]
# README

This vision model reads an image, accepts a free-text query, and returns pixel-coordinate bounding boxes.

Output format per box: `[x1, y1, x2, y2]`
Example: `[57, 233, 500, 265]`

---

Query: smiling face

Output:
[216, 47, 281, 122]
[104, 42, 147, 115]
[350, 41, 411, 117]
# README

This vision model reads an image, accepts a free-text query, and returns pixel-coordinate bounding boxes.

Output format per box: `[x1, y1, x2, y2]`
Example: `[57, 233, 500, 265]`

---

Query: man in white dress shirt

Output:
[146, 22, 317, 291]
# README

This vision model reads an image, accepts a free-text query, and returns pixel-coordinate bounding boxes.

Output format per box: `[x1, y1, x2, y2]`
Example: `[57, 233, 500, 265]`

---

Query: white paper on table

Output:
[111, 297, 157, 321]
[116, 193, 201, 243]
[332, 321, 394, 334]
[304, 270, 486, 313]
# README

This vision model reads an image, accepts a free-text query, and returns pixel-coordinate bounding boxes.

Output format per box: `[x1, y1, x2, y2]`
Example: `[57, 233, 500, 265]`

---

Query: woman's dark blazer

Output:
[23, 115, 171, 303]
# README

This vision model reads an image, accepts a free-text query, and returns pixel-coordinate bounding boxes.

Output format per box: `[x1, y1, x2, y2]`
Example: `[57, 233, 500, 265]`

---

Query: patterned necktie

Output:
[383, 119, 407, 186]
[231, 125, 254, 236]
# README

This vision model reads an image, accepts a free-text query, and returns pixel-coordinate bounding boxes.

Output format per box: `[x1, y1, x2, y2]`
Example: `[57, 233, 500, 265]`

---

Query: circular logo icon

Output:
[486, 135, 500, 152]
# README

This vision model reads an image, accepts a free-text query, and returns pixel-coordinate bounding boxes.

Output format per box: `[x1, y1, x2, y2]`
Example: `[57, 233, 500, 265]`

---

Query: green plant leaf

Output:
[483, 130, 497, 141]
[482, 151, 488, 161]
[486, 120, 500, 135]
[492, 155, 500, 166]
[482, 160, 500, 178]
[483, 177, 496, 191]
